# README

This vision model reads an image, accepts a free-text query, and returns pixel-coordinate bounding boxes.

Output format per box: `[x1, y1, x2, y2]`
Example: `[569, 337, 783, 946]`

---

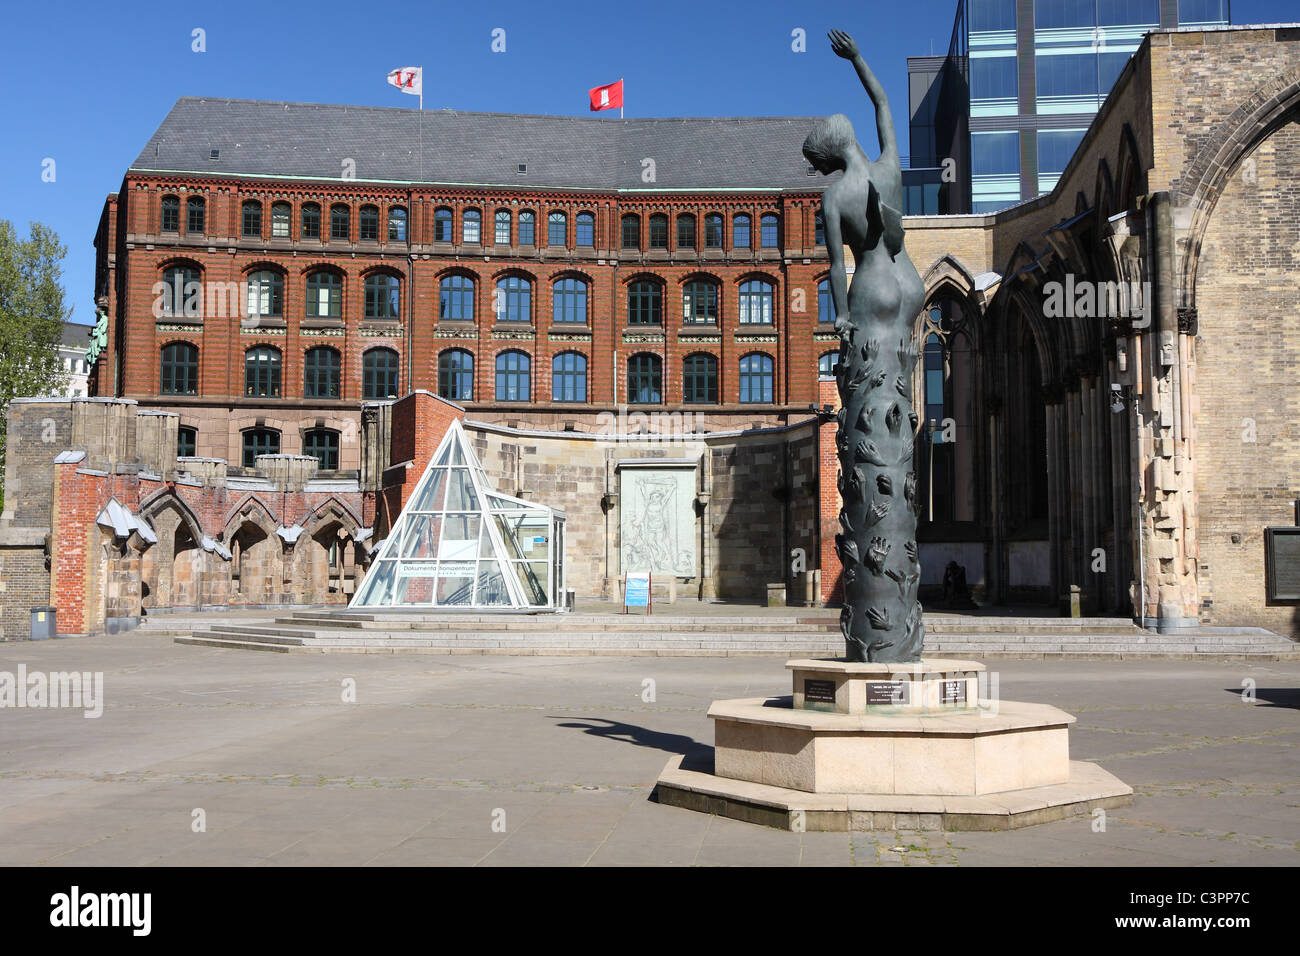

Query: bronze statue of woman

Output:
[804, 29, 926, 662]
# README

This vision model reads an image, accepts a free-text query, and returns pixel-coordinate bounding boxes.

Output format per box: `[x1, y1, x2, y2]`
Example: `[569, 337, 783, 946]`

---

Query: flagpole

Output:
[419, 66, 423, 110]
[620, 77, 623, 118]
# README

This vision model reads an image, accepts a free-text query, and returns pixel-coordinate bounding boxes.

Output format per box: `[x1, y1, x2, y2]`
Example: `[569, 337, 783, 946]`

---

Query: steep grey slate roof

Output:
[130, 97, 831, 192]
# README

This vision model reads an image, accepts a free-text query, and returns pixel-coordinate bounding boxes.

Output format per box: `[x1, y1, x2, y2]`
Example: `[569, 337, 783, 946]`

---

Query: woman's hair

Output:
[802, 113, 855, 169]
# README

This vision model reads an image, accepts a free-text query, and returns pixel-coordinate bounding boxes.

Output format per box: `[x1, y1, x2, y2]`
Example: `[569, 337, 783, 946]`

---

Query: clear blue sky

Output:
[0, 0, 1289, 327]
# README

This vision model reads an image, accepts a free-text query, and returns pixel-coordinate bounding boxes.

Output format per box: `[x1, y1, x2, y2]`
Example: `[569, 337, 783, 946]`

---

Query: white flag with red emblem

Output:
[387, 67, 422, 96]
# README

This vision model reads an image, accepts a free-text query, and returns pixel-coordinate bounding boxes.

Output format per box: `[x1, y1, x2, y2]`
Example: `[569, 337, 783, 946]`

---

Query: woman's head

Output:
[802, 113, 855, 173]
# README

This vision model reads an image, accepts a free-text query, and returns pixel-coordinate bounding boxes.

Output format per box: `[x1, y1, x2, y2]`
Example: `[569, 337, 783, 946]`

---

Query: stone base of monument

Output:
[653, 658, 1132, 831]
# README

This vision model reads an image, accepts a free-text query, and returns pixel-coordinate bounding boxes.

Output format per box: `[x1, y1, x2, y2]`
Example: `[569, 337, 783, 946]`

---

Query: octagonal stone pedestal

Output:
[653, 658, 1132, 831]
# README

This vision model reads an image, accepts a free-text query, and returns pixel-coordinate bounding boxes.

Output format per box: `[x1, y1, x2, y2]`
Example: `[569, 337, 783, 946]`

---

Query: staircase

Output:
[154, 609, 1300, 659]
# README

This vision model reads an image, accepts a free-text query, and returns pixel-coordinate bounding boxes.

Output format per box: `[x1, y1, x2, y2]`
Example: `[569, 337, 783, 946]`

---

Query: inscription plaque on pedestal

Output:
[864, 681, 909, 705]
[940, 679, 967, 705]
[804, 679, 836, 704]
[1264, 526, 1300, 605]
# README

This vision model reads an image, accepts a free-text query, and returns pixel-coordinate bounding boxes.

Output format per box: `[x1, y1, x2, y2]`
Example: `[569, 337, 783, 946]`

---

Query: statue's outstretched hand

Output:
[829, 29, 859, 60]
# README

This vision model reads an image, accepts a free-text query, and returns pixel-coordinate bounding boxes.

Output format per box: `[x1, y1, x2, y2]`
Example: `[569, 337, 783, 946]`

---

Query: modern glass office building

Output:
[906, 0, 1230, 213]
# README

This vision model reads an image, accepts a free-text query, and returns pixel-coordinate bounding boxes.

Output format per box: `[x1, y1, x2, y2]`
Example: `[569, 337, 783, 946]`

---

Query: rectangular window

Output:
[968, 0, 1016, 31]
[1036, 53, 1099, 99]
[301, 206, 320, 239]
[1178, 0, 1228, 22]
[187, 200, 205, 234]
[1037, 129, 1087, 175]
[271, 205, 290, 238]
[1097, 0, 1158, 25]
[970, 56, 1017, 100]
[971, 131, 1020, 177]
[1033, 0, 1094, 29]
[677, 217, 696, 249]
[518, 214, 535, 246]
[495, 213, 511, 245]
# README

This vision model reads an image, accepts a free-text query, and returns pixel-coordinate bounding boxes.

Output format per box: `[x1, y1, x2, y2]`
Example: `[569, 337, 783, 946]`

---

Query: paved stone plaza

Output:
[1, 631, 1297, 866]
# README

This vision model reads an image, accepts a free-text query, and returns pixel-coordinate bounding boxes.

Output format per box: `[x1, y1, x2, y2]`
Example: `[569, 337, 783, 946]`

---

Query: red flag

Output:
[589, 80, 623, 112]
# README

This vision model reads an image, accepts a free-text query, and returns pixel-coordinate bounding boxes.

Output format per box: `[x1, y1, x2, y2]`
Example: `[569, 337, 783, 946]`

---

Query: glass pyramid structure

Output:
[351, 419, 566, 610]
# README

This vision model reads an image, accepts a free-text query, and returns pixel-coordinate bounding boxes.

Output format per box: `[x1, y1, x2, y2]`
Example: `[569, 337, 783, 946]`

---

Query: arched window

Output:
[627, 354, 662, 404]
[817, 278, 836, 324]
[160, 342, 198, 395]
[246, 270, 283, 318]
[576, 212, 595, 247]
[704, 213, 724, 248]
[739, 353, 774, 403]
[462, 208, 481, 244]
[682, 279, 718, 325]
[518, 210, 536, 245]
[330, 203, 350, 241]
[186, 196, 205, 234]
[364, 273, 400, 319]
[761, 214, 780, 248]
[917, 303, 976, 525]
[621, 214, 640, 250]
[677, 214, 696, 249]
[359, 204, 380, 241]
[495, 351, 531, 401]
[818, 351, 837, 378]
[271, 202, 291, 238]
[548, 211, 567, 247]
[627, 279, 662, 325]
[304, 346, 341, 398]
[244, 346, 282, 398]
[552, 352, 587, 402]
[304, 429, 340, 471]
[364, 348, 397, 400]
[814, 210, 826, 246]
[159, 264, 200, 316]
[177, 426, 197, 458]
[160, 195, 179, 233]
[301, 202, 320, 239]
[738, 279, 774, 324]
[388, 206, 408, 242]
[439, 274, 474, 321]
[733, 214, 751, 249]
[438, 349, 473, 401]
[683, 353, 718, 404]
[649, 214, 668, 249]
[434, 207, 453, 243]
[242, 428, 280, 468]
[495, 275, 532, 323]
[552, 277, 588, 324]
[362, 348, 400, 400]
[306, 271, 341, 318]
[494, 210, 511, 245]
[242, 200, 262, 237]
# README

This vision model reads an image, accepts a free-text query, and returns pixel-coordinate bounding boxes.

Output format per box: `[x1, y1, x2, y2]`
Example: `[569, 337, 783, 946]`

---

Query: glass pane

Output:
[400, 514, 440, 558]
[395, 561, 437, 604]
[476, 563, 511, 606]
[494, 514, 526, 559]
[435, 571, 475, 606]
[438, 514, 480, 559]
[445, 468, 479, 511]
[407, 469, 447, 512]
[354, 559, 397, 605]
[512, 560, 547, 605]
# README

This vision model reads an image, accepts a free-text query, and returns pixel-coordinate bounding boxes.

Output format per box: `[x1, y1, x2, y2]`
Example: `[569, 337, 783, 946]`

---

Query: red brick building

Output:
[91, 98, 838, 472]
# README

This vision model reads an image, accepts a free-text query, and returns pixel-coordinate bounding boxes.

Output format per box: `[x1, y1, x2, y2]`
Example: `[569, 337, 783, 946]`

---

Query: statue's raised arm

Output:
[829, 29, 898, 168]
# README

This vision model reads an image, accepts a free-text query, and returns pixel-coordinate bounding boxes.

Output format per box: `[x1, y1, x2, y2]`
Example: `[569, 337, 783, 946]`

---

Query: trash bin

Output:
[30, 606, 56, 640]
[565, 588, 576, 611]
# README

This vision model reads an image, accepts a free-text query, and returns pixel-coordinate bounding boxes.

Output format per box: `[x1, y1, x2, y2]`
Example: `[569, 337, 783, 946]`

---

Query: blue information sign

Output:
[624, 572, 651, 611]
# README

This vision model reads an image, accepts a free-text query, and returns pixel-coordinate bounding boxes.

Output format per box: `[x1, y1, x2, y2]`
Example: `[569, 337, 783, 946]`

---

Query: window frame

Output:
[303, 346, 342, 399]
[244, 346, 282, 399]
[159, 341, 199, 395]
[362, 347, 400, 400]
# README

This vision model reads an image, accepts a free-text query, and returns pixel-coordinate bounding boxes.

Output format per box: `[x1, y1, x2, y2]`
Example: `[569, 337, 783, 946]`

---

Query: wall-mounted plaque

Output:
[864, 681, 909, 705]
[804, 679, 836, 704]
[1264, 526, 1300, 605]
[940, 680, 967, 704]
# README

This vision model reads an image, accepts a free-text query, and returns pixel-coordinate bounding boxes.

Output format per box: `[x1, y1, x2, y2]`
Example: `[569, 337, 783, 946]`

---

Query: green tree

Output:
[0, 219, 71, 507]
